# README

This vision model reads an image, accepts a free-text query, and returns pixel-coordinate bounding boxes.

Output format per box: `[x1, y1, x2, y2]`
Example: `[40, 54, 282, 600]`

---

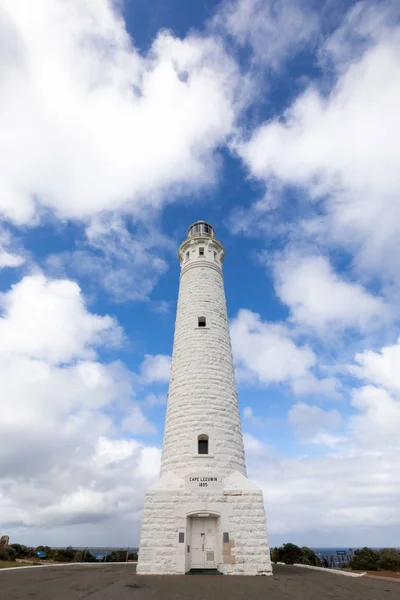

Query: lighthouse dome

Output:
[187, 220, 215, 238]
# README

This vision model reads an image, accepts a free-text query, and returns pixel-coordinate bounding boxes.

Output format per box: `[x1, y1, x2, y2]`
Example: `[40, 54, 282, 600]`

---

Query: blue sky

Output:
[1, 0, 400, 548]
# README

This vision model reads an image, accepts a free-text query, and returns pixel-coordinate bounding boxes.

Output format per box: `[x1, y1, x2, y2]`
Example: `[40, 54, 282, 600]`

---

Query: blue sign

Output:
[336, 551, 347, 555]
[36, 551, 46, 558]
[94, 552, 105, 560]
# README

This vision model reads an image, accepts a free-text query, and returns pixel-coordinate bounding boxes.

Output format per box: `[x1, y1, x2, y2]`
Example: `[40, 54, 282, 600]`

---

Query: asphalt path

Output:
[0, 564, 398, 600]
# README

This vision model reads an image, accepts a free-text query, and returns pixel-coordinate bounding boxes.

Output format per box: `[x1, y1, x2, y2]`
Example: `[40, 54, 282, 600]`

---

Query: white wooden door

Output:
[190, 518, 216, 569]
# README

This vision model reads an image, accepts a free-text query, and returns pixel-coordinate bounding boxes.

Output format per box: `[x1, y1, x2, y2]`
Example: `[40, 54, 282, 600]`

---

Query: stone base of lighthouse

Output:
[137, 469, 272, 576]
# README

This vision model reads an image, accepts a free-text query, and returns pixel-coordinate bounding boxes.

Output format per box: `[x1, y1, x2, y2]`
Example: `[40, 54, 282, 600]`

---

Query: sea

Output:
[78, 547, 138, 561]
[77, 546, 400, 562]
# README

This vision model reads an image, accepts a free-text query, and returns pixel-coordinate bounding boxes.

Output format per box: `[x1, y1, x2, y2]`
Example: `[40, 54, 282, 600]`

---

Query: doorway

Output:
[190, 517, 217, 569]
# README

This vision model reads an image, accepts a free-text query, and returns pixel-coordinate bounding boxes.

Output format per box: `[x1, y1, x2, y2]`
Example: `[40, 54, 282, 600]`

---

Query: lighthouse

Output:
[137, 221, 272, 575]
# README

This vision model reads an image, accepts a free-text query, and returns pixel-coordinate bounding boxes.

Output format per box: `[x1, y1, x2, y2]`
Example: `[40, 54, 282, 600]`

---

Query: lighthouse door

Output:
[190, 518, 217, 569]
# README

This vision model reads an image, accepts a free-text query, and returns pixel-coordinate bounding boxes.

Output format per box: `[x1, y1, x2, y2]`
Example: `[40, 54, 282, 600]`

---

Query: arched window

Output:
[198, 434, 209, 455]
[198, 316, 206, 327]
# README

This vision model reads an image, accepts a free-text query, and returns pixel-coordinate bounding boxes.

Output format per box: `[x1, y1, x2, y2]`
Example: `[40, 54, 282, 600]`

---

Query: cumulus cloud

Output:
[245, 434, 400, 545]
[0, 274, 122, 363]
[0, 0, 242, 225]
[231, 308, 315, 384]
[349, 337, 400, 392]
[243, 406, 265, 427]
[344, 337, 400, 448]
[290, 374, 341, 399]
[288, 401, 343, 441]
[273, 253, 388, 333]
[218, 0, 319, 69]
[231, 308, 336, 395]
[139, 353, 172, 384]
[47, 215, 170, 303]
[237, 1, 400, 282]
[0, 272, 159, 542]
[350, 385, 400, 447]
[0, 228, 25, 269]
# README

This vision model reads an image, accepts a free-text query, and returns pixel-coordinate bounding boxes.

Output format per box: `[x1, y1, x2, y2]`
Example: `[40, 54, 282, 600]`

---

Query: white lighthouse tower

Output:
[137, 221, 272, 575]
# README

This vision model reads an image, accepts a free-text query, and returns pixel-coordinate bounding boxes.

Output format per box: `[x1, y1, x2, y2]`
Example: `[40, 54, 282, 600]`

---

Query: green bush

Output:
[0, 547, 16, 561]
[82, 551, 97, 563]
[350, 547, 380, 571]
[10, 544, 35, 559]
[378, 548, 400, 571]
[271, 543, 313, 565]
[270, 547, 280, 563]
[127, 552, 138, 561]
[54, 547, 76, 562]
[300, 546, 321, 566]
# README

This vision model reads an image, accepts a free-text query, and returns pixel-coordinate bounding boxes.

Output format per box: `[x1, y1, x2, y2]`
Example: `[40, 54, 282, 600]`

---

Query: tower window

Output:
[199, 247, 204, 256]
[198, 316, 206, 327]
[214, 251, 217, 260]
[186, 251, 189, 260]
[198, 434, 209, 455]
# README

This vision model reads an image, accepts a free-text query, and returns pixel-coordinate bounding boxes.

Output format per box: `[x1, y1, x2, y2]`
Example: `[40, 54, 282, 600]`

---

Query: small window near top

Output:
[213, 251, 217, 260]
[198, 434, 209, 455]
[198, 316, 206, 327]
[186, 251, 189, 260]
[199, 247, 204, 256]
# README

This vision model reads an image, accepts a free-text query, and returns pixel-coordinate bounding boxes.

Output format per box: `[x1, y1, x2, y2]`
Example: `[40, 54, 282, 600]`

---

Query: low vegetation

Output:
[271, 544, 400, 573]
[0, 544, 138, 566]
[349, 547, 400, 572]
[271, 543, 321, 566]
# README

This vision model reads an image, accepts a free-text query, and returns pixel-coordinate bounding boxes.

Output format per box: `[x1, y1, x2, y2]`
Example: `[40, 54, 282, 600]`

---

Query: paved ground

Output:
[0, 564, 399, 600]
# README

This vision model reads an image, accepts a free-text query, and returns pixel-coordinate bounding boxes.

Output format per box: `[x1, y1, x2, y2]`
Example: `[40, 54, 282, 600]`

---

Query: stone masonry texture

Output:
[137, 224, 272, 575]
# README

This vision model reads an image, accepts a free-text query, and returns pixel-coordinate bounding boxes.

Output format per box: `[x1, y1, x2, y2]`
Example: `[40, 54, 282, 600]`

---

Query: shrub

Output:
[10, 544, 35, 558]
[301, 546, 321, 567]
[270, 547, 280, 563]
[54, 547, 76, 562]
[0, 547, 16, 561]
[378, 548, 400, 571]
[128, 552, 138, 561]
[270, 543, 321, 566]
[277, 543, 304, 565]
[82, 551, 97, 563]
[350, 547, 379, 571]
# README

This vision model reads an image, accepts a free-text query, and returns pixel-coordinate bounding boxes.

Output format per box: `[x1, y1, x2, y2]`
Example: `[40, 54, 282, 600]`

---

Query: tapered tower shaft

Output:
[137, 221, 272, 576]
[161, 221, 246, 477]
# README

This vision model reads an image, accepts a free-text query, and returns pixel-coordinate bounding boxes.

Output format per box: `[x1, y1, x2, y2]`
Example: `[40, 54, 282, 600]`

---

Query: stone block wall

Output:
[161, 242, 246, 478]
[137, 481, 272, 575]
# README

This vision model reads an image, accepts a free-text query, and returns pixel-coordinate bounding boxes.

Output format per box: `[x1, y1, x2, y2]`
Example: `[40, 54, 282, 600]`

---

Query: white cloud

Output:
[122, 406, 157, 436]
[345, 337, 400, 448]
[243, 432, 277, 459]
[139, 353, 171, 384]
[273, 253, 388, 333]
[243, 406, 264, 427]
[231, 308, 316, 385]
[47, 215, 170, 303]
[290, 374, 341, 399]
[218, 0, 319, 69]
[237, 3, 400, 281]
[0, 274, 121, 364]
[349, 337, 400, 392]
[288, 401, 342, 440]
[0, 228, 24, 269]
[245, 436, 400, 545]
[350, 385, 400, 447]
[144, 393, 168, 407]
[0, 0, 242, 225]
[0, 250, 23, 268]
[0, 271, 159, 542]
